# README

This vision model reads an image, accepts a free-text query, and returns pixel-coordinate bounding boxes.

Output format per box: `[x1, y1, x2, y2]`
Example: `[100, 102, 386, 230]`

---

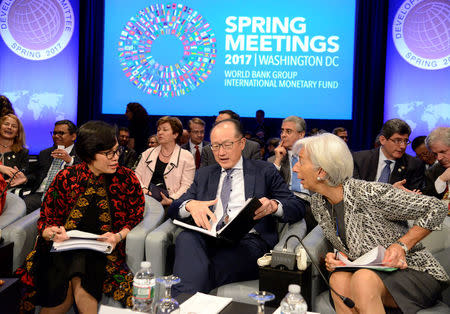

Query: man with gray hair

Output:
[269, 116, 315, 230]
[353, 118, 424, 191]
[423, 127, 450, 205]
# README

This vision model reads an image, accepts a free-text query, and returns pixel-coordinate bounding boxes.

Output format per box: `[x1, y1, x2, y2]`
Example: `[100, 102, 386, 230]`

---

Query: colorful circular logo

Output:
[118, 3, 217, 97]
[393, 0, 450, 70]
[0, 0, 75, 61]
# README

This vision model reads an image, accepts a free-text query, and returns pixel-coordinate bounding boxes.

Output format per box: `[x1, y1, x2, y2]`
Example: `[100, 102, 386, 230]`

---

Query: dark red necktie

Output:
[195, 145, 201, 169]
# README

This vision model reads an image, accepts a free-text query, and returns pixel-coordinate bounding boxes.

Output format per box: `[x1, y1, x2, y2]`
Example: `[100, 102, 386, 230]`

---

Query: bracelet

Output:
[117, 232, 123, 241]
[396, 240, 409, 254]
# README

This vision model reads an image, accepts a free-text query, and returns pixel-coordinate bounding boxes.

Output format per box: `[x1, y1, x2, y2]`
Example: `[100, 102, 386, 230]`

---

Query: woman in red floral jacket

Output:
[16, 121, 145, 313]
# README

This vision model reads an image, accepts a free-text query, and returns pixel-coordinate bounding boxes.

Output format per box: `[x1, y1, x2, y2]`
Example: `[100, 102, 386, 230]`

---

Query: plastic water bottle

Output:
[133, 261, 155, 312]
[280, 284, 308, 314]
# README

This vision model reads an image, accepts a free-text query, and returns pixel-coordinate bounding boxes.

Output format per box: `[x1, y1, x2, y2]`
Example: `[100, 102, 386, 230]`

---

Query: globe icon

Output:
[403, 0, 450, 59]
[8, 0, 64, 50]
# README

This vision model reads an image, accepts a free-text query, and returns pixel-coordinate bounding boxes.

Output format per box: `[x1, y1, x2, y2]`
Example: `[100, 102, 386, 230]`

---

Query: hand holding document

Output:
[335, 246, 397, 272]
[51, 230, 113, 254]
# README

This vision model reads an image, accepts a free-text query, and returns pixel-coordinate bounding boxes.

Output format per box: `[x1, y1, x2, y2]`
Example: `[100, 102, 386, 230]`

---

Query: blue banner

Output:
[0, 0, 79, 154]
[102, 0, 356, 119]
[384, 0, 450, 155]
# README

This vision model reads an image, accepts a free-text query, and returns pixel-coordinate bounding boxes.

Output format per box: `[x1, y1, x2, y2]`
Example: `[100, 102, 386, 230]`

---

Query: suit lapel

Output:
[390, 155, 406, 183]
[368, 148, 380, 181]
[208, 165, 221, 200]
[243, 159, 256, 199]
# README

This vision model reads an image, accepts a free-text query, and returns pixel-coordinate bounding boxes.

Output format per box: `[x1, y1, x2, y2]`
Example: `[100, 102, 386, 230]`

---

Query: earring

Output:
[317, 177, 322, 181]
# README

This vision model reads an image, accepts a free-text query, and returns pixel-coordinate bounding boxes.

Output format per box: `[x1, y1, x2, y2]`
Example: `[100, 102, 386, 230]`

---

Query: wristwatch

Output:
[396, 240, 409, 254]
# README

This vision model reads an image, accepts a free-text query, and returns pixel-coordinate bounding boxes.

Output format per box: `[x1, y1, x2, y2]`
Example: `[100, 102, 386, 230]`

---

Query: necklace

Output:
[0, 142, 11, 148]
[160, 149, 174, 158]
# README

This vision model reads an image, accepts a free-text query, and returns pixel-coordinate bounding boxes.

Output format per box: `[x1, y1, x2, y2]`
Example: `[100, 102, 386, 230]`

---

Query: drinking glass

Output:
[154, 275, 181, 314]
[248, 291, 275, 314]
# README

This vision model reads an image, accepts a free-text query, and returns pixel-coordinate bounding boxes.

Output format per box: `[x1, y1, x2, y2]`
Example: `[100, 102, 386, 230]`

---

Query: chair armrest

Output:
[145, 219, 180, 276]
[126, 195, 164, 274]
[420, 216, 450, 254]
[2, 209, 40, 271]
[274, 219, 307, 251]
[301, 225, 332, 308]
[0, 193, 27, 229]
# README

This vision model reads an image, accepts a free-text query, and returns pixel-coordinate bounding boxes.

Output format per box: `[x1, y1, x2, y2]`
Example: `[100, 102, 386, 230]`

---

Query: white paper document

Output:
[180, 292, 232, 314]
[51, 230, 112, 254]
[335, 245, 397, 271]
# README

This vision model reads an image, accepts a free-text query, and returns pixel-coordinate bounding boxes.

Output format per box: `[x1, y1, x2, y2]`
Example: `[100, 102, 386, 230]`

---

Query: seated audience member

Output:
[135, 116, 195, 207]
[422, 127, 450, 205]
[353, 119, 424, 191]
[0, 95, 15, 117]
[0, 114, 28, 188]
[293, 133, 448, 313]
[16, 121, 145, 312]
[168, 119, 306, 296]
[23, 120, 78, 213]
[332, 127, 349, 144]
[200, 110, 261, 167]
[178, 129, 189, 146]
[148, 134, 159, 148]
[268, 116, 315, 230]
[411, 135, 437, 169]
[118, 127, 138, 169]
[125, 102, 151, 154]
[181, 117, 209, 169]
[264, 137, 280, 160]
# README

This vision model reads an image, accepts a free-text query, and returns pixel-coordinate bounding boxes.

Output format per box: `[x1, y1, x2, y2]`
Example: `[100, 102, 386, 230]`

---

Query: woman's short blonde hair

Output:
[0, 114, 26, 152]
[293, 133, 353, 186]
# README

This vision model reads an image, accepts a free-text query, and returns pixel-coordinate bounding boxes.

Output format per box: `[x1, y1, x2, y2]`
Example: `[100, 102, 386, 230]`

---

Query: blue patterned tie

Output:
[216, 169, 233, 231]
[378, 160, 393, 183]
[42, 158, 64, 201]
[291, 155, 302, 192]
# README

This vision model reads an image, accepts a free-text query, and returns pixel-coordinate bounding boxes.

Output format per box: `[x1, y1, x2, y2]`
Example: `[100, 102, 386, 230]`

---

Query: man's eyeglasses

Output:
[190, 130, 205, 135]
[100, 148, 121, 159]
[51, 131, 68, 136]
[388, 138, 411, 145]
[280, 128, 297, 135]
[211, 138, 243, 151]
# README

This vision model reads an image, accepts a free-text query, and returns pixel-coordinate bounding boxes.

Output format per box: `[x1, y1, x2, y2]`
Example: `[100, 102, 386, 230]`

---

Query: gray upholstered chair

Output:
[3, 194, 164, 311]
[145, 218, 307, 304]
[0, 193, 26, 229]
[306, 217, 450, 313]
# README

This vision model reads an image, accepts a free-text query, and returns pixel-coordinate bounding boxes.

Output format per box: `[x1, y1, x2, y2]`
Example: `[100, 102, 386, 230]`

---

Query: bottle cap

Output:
[141, 261, 151, 268]
[288, 284, 300, 294]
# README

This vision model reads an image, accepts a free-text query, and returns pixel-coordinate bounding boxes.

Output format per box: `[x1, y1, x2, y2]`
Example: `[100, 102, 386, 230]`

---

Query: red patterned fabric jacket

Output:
[16, 162, 145, 311]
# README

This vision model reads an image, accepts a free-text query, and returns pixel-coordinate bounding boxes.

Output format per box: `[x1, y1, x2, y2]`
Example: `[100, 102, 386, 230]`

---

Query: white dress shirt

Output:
[375, 149, 396, 182]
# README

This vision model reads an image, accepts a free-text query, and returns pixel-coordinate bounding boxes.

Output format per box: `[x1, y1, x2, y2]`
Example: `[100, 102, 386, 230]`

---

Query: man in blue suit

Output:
[168, 119, 306, 296]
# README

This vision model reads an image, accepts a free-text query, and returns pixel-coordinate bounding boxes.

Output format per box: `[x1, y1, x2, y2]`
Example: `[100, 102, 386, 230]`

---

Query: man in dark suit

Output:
[118, 127, 138, 169]
[353, 118, 424, 191]
[422, 127, 449, 201]
[181, 117, 209, 169]
[23, 120, 78, 213]
[168, 119, 305, 296]
[200, 110, 261, 167]
[268, 116, 316, 231]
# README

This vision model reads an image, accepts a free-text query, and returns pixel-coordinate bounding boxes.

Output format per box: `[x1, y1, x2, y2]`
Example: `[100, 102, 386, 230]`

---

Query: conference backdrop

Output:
[102, 0, 357, 119]
[0, 0, 79, 154]
[384, 0, 449, 155]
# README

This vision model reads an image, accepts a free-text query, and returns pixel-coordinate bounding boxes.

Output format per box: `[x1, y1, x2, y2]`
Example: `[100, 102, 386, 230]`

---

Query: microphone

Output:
[0, 168, 26, 200]
[298, 233, 355, 309]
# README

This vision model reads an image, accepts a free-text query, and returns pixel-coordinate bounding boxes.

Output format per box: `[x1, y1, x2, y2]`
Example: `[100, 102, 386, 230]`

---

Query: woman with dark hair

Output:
[16, 121, 145, 312]
[135, 116, 195, 207]
[0, 114, 28, 187]
[0, 95, 15, 117]
[125, 102, 151, 154]
[293, 133, 448, 313]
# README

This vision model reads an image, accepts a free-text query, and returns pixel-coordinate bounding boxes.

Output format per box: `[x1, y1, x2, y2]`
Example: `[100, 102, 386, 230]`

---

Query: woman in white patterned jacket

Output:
[292, 133, 448, 314]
